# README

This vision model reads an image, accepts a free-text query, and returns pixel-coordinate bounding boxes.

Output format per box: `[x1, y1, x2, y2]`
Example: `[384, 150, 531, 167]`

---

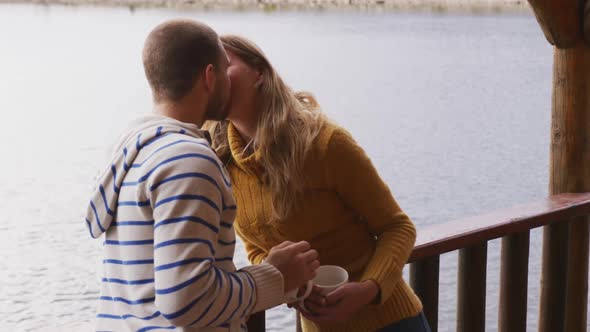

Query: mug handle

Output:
[293, 280, 313, 301]
[297, 280, 314, 313]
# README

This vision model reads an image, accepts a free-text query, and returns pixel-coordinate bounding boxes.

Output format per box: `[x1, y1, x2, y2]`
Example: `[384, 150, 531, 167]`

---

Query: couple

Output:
[84, 19, 430, 332]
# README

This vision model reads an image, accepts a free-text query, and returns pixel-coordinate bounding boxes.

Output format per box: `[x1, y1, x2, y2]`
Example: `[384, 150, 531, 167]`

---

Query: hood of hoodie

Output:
[83, 114, 211, 239]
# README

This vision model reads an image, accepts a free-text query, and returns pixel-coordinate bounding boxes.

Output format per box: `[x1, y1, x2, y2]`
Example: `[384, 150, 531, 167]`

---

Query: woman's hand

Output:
[299, 280, 379, 325]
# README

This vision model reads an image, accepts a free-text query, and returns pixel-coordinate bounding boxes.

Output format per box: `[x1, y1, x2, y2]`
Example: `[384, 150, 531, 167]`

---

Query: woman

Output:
[205, 35, 429, 332]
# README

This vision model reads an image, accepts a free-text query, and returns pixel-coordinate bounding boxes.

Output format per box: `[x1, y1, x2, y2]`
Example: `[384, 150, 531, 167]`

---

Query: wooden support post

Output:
[499, 231, 529, 332]
[457, 243, 487, 332]
[527, 0, 581, 48]
[543, 41, 590, 332]
[410, 255, 440, 332]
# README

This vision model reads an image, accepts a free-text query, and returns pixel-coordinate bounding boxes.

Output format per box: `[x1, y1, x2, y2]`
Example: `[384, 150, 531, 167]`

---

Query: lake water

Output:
[1, 3, 586, 331]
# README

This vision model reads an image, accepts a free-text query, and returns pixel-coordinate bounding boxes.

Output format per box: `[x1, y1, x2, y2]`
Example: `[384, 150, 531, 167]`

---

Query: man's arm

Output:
[147, 140, 285, 327]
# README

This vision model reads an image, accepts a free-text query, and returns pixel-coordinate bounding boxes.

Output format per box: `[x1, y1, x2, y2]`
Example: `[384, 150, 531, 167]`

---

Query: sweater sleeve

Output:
[324, 128, 416, 304]
[146, 140, 284, 327]
[235, 223, 268, 265]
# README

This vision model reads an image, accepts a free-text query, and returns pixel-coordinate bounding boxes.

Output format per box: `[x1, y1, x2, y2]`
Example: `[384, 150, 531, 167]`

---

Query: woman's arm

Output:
[324, 128, 416, 305]
[235, 224, 269, 265]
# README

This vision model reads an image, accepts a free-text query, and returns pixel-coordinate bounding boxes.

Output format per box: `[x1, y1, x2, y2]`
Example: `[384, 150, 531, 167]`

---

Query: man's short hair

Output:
[142, 19, 221, 102]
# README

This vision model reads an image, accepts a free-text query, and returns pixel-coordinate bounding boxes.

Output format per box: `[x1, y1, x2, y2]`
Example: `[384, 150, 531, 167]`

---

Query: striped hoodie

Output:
[84, 114, 285, 332]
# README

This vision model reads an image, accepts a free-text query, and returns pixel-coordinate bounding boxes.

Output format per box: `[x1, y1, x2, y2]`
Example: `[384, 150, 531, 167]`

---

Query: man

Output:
[84, 19, 319, 331]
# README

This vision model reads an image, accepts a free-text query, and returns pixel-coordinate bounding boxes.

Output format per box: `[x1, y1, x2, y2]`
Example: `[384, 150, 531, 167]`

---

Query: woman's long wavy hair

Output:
[205, 35, 326, 221]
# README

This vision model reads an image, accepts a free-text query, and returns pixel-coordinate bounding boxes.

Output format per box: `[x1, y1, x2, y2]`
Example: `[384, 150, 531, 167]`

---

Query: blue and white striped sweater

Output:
[84, 115, 284, 332]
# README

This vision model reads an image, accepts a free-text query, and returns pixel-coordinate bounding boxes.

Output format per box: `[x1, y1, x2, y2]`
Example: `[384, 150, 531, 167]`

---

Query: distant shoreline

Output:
[1, 0, 531, 12]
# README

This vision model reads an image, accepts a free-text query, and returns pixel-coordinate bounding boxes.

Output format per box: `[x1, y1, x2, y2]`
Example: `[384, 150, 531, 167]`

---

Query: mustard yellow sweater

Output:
[226, 122, 423, 332]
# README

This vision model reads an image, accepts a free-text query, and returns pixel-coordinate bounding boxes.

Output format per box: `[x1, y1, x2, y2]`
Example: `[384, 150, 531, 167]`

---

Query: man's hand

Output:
[300, 280, 379, 325]
[265, 241, 320, 292]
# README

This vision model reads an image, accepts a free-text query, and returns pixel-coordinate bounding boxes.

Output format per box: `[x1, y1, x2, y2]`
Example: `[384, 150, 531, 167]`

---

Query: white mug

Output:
[312, 265, 349, 296]
[296, 265, 349, 313]
[285, 280, 313, 304]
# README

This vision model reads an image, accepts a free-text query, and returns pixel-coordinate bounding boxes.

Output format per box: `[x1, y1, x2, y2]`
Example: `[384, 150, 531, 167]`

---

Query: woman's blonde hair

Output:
[205, 35, 326, 221]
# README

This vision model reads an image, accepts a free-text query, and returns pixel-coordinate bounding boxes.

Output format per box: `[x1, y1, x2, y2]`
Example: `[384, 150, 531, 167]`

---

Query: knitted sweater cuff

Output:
[242, 263, 285, 313]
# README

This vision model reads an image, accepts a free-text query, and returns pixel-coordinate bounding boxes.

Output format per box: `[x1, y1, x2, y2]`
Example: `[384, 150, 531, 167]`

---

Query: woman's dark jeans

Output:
[377, 312, 432, 332]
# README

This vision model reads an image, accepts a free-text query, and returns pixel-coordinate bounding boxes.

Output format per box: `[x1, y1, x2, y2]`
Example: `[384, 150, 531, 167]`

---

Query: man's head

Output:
[142, 19, 230, 122]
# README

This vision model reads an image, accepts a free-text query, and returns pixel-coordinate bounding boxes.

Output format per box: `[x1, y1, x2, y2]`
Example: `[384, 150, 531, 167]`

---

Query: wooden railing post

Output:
[457, 243, 487, 332]
[539, 222, 569, 332]
[564, 216, 589, 332]
[499, 231, 530, 332]
[410, 255, 440, 332]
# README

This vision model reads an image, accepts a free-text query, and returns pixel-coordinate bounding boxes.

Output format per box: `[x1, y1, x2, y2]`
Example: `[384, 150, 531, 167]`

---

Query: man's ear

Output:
[204, 64, 216, 92]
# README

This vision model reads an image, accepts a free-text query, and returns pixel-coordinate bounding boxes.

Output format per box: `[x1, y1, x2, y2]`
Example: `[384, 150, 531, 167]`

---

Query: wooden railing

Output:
[410, 193, 590, 332]
[249, 193, 590, 332]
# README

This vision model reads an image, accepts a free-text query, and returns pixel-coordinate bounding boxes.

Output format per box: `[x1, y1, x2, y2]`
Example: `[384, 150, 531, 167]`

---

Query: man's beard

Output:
[204, 85, 229, 122]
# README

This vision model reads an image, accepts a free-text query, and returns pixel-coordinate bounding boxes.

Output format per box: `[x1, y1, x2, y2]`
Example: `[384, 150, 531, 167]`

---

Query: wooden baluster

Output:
[564, 216, 589, 332]
[539, 222, 569, 332]
[410, 255, 440, 332]
[247, 311, 265, 332]
[499, 231, 530, 332]
[457, 243, 487, 332]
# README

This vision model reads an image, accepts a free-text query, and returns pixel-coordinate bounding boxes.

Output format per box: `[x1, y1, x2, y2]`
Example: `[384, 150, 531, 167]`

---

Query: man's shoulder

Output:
[139, 132, 221, 170]
[149, 132, 215, 155]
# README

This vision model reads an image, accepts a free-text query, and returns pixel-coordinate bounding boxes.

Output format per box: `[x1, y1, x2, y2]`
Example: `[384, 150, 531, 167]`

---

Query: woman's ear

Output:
[254, 71, 263, 88]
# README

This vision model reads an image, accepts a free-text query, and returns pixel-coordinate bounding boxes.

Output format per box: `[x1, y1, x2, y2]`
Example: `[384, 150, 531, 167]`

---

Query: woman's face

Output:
[225, 50, 261, 121]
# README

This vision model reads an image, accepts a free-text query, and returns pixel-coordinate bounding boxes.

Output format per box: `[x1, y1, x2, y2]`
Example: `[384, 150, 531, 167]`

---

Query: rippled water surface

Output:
[2, 4, 587, 331]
